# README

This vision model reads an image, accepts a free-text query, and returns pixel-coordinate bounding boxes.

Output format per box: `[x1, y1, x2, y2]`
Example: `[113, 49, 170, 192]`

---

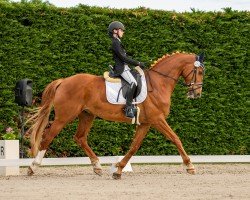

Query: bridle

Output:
[183, 58, 205, 92]
[149, 56, 205, 91]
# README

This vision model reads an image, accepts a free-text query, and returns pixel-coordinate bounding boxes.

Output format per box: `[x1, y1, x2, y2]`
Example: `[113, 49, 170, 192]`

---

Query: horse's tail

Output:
[29, 79, 64, 157]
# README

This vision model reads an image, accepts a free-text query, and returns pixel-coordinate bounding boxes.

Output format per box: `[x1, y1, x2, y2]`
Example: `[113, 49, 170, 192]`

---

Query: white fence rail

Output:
[0, 155, 249, 167]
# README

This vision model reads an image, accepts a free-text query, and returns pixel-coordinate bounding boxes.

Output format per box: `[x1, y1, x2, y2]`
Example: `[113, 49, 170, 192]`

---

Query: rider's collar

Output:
[113, 35, 121, 42]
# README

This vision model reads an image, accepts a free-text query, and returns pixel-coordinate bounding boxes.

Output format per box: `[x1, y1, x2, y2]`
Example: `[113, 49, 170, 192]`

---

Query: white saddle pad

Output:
[105, 70, 147, 105]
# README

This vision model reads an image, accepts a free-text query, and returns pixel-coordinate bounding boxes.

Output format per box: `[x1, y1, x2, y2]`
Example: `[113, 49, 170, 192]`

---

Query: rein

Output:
[149, 68, 190, 87]
[149, 58, 205, 90]
[150, 69, 179, 83]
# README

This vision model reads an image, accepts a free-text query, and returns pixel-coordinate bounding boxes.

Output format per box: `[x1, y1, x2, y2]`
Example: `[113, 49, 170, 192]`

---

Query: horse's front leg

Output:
[153, 118, 195, 174]
[74, 112, 102, 176]
[113, 124, 150, 179]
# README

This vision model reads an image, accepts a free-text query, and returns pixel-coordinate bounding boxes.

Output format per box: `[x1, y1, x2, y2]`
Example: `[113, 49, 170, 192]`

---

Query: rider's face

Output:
[117, 29, 124, 38]
[114, 29, 124, 38]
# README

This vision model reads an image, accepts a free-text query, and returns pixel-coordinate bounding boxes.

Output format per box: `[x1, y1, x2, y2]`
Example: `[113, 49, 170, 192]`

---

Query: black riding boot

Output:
[124, 83, 136, 118]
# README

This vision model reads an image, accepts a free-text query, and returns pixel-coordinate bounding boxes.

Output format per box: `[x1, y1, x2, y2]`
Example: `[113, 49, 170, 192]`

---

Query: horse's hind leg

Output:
[27, 119, 67, 175]
[73, 111, 102, 175]
[153, 118, 195, 174]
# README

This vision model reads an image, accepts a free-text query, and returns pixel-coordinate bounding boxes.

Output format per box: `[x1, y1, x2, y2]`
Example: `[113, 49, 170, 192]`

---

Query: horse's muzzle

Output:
[187, 90, 201, 99]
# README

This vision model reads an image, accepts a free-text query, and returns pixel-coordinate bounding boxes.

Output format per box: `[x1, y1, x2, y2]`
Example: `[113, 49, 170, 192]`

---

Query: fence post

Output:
[0, 140, 19, 176]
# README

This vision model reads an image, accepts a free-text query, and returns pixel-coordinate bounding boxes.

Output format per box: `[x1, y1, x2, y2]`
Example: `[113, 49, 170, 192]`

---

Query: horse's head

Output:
[182, 53, 205, 99]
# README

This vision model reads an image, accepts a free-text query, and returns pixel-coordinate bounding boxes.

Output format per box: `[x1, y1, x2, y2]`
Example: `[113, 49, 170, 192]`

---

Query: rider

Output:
[108, 21, 145, 118]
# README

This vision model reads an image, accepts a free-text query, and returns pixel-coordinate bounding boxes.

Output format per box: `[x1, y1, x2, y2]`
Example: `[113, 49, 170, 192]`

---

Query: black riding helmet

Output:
[108, 21, 125, 37]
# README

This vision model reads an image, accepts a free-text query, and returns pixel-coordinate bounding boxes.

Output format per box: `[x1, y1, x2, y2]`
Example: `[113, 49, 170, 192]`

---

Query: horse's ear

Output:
[198, 52, 205, 62]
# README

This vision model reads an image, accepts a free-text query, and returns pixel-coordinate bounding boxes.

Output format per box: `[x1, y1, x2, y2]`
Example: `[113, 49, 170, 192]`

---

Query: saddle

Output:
[104, 66, 147, 125]
[104, 66, 143, 100]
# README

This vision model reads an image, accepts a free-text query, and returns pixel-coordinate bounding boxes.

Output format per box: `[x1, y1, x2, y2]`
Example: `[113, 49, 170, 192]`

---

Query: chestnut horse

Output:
[27, 52, 205, 179]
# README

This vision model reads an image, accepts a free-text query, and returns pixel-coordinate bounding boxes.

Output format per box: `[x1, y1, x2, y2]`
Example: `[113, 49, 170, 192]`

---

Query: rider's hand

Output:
[139, 62, 145, 69]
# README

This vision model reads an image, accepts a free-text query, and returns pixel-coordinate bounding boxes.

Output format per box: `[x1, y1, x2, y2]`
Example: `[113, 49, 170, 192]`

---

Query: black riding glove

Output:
[138, 62, 145, 69]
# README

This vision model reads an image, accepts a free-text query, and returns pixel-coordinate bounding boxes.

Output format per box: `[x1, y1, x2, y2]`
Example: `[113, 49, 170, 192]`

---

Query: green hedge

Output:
[0, 1, 249, 156]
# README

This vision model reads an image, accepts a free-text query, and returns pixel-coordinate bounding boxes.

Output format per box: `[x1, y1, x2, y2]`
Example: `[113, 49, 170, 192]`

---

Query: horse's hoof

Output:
[27, 167, 34, 176]
[186, 162, 195, 175]
[186, 168, 196, 175]
[112, 172, 121, 180]
[94, 168, 103, 176]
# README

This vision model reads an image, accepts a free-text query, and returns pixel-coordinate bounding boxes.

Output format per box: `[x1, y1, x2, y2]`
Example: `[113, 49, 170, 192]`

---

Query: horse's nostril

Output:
[196, 93, 202, 98]
[187, 91, 195, 99]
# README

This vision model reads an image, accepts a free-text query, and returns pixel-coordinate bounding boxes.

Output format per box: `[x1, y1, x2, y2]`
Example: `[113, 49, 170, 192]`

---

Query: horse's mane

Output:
[150, 51, 194, 69]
